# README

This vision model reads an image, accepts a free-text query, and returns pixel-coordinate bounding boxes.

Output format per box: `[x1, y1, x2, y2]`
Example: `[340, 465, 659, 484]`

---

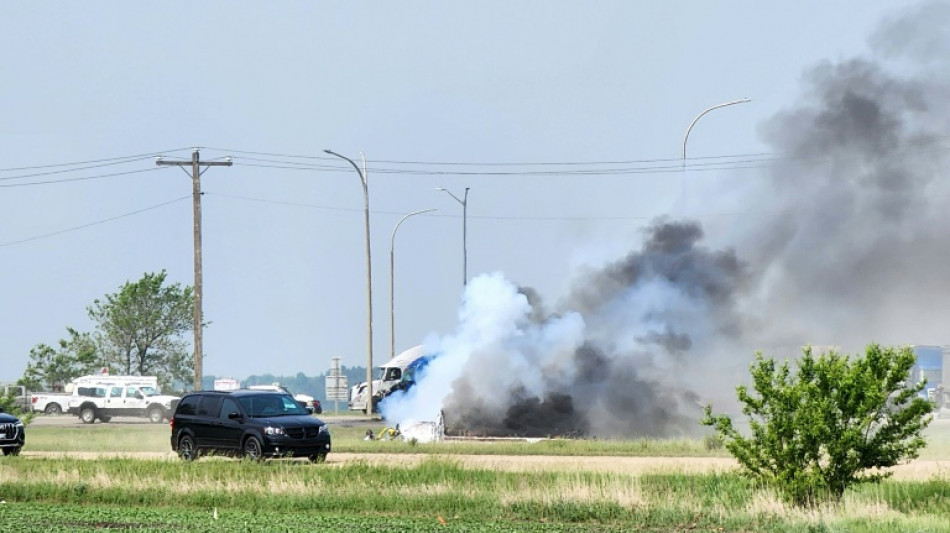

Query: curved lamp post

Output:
[436, 187, 470, 286]
[682, 98, 751, 164]
[390, 208, 436, 360]
[324, 149, 375, 415]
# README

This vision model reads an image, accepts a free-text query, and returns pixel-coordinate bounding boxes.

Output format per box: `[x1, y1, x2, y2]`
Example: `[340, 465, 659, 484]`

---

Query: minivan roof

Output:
[185, 389, 290, 398]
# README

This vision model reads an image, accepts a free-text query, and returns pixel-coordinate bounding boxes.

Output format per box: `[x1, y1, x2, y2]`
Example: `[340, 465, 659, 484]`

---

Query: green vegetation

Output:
[21, 270, 194, 392]
[0, 456, 946, 532]
[24, 422, 732, 457]
[703, 344, 935, 506]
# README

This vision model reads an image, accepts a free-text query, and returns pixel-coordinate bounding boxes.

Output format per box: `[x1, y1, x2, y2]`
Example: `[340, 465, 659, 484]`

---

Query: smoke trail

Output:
[383, 219, 747, 438]
[382, 2, 950, 437]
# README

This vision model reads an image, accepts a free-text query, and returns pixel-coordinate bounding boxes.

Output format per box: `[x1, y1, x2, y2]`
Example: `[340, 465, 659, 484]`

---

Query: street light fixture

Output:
[324, 149, 375, 415]
[682, 98, 751, 164]
[436, 187, 470, 286]
[390, 208, 436, 360]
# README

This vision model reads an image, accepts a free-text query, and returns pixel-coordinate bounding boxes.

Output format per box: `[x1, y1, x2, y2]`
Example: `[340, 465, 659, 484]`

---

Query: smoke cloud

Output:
[381, 2, 950, 437]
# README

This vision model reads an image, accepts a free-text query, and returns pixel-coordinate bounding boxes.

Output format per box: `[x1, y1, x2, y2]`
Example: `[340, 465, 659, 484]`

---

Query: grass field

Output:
[1, 416, 948, 532]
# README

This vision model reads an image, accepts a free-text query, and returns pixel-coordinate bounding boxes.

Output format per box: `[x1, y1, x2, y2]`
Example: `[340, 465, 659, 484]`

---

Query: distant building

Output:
[213, 377, 241, 391]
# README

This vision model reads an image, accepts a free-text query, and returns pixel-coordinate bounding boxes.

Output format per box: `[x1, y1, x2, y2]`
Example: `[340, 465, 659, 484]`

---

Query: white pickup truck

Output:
[31, 392, 71, 415]
[60, 375, 180, 424]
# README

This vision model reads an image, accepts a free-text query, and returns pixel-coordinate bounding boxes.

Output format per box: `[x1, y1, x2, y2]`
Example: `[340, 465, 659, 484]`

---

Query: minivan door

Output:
[192, 396, 224, 447]
[213, 397, 245, 451]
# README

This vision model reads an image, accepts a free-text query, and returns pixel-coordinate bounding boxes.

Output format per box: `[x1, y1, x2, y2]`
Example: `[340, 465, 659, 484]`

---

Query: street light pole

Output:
[390, 208, 436, 360]
[324, 149, 375, 415]
[436, 187, 470, 286]
[682, 98, 751, 164]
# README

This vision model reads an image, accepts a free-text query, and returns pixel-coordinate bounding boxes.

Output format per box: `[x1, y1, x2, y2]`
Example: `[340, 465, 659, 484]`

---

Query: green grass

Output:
[0, 457, 947, 532]
[13, 416, 950, 531]
[24, 420, 732, 456]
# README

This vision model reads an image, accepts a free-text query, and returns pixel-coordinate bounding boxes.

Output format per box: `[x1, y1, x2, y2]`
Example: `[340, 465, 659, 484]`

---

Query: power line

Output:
[0, 195, 191, 247]
[205, 145, 777, 166]
[0, 147, 194, 173]
[205, 191, 659, 221]
[0, 167, 166, 188]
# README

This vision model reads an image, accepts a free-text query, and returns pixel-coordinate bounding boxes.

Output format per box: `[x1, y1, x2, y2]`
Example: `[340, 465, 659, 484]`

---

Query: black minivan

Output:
[170, 389, 331, 462]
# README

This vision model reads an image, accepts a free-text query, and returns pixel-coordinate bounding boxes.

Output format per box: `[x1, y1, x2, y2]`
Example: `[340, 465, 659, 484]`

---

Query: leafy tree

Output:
[702, 344, 934, 506]
[20, 328, 100, 391]
[87, 270, 194, 390]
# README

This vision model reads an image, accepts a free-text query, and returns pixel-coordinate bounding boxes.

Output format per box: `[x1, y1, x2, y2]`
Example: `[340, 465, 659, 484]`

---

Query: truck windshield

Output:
[381, 368, 401, 381]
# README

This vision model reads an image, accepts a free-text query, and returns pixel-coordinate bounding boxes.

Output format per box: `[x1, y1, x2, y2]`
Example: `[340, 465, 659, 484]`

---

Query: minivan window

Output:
[219, 398, 241, 419]
[196, 396, 223, 417]
[176, 396, 199, 416]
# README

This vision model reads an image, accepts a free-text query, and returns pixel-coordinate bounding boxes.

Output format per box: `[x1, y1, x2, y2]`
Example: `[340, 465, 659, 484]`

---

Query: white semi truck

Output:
[349, 345, 426, 412]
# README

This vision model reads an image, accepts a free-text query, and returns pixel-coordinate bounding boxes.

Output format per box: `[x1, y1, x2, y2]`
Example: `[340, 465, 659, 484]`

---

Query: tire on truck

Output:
[79, 405, 97, 424]
[147, 405, 165, 424]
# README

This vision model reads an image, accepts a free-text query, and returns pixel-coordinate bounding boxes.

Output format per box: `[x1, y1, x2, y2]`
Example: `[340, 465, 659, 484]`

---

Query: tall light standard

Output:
[436, 187, 470, 286]
[682, 98, 751, 164]
[324, 149, 375, 415]
[390, 208, 436, 360]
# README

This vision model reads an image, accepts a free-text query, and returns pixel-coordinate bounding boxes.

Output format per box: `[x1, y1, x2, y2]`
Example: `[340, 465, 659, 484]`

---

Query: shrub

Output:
[702, 344, 934, 506]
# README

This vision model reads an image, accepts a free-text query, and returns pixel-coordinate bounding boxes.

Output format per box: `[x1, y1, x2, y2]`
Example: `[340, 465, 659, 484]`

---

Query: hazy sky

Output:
[0, 2, 927, 384]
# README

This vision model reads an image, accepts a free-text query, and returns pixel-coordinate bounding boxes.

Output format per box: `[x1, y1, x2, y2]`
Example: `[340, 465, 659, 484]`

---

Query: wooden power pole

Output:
[156, 148, 231, 391]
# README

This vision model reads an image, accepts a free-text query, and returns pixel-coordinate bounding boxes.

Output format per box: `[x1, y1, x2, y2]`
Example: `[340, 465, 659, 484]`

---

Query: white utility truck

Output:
[63, 375, 180, 424]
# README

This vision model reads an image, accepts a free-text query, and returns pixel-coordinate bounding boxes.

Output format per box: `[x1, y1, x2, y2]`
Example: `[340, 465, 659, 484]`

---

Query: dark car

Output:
[0, 407, 25, 456]
[170, 390, 331, 462]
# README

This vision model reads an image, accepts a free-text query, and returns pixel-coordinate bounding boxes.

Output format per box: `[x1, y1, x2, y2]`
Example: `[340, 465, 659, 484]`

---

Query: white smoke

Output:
[380, 272, 586, 429]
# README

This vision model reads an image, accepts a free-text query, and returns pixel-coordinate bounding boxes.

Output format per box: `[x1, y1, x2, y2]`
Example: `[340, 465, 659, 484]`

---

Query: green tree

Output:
[21, 327, 101, 391]
[702, 344, 934, 506]
[87, 270, 194, 390]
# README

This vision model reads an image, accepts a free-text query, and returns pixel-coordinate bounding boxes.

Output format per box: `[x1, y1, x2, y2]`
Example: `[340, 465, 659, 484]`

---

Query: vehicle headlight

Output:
[264, 426, 285, 435]
[15, 422, 24, 428]
[318, 424, 329, 435]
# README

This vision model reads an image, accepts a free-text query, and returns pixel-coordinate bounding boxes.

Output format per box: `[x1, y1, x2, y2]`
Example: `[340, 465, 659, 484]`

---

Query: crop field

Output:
[1, 416, 948, 532]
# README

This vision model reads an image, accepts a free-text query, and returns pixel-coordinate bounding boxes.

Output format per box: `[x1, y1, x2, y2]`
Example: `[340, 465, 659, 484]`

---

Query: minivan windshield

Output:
[238, 394, 309, 418]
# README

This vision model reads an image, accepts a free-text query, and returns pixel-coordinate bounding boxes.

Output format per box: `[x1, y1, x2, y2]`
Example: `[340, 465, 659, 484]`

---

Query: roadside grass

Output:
[26, 416, 950, 458]
[25, 420, 732, 456]
[0, 457, 947, 532]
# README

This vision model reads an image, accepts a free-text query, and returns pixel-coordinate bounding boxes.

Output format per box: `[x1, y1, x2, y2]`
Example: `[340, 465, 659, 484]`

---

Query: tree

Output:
[87, 271, 194, 390]
[20, 327, 100, 391]
[702, 344, 934, 506]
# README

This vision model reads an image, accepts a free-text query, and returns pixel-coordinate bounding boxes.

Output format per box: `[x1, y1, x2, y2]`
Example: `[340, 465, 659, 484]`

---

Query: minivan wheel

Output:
[147, 407, 164, 424]
[308, 454, 326, 463]
[80, 407, 96, 424]
[243, 436, 263, 461]
[178, 435, 197, 461]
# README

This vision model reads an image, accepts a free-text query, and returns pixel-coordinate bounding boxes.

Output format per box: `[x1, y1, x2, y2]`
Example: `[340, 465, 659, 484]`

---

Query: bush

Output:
[702, 344, 934, 506]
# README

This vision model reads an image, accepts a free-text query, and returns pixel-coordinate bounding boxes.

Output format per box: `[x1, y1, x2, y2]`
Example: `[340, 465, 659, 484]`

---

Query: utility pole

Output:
[156, 148, 232, 391]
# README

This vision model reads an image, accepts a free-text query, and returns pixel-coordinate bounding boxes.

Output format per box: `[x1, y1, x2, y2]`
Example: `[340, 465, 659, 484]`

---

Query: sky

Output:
[1, 1, 945, 398]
